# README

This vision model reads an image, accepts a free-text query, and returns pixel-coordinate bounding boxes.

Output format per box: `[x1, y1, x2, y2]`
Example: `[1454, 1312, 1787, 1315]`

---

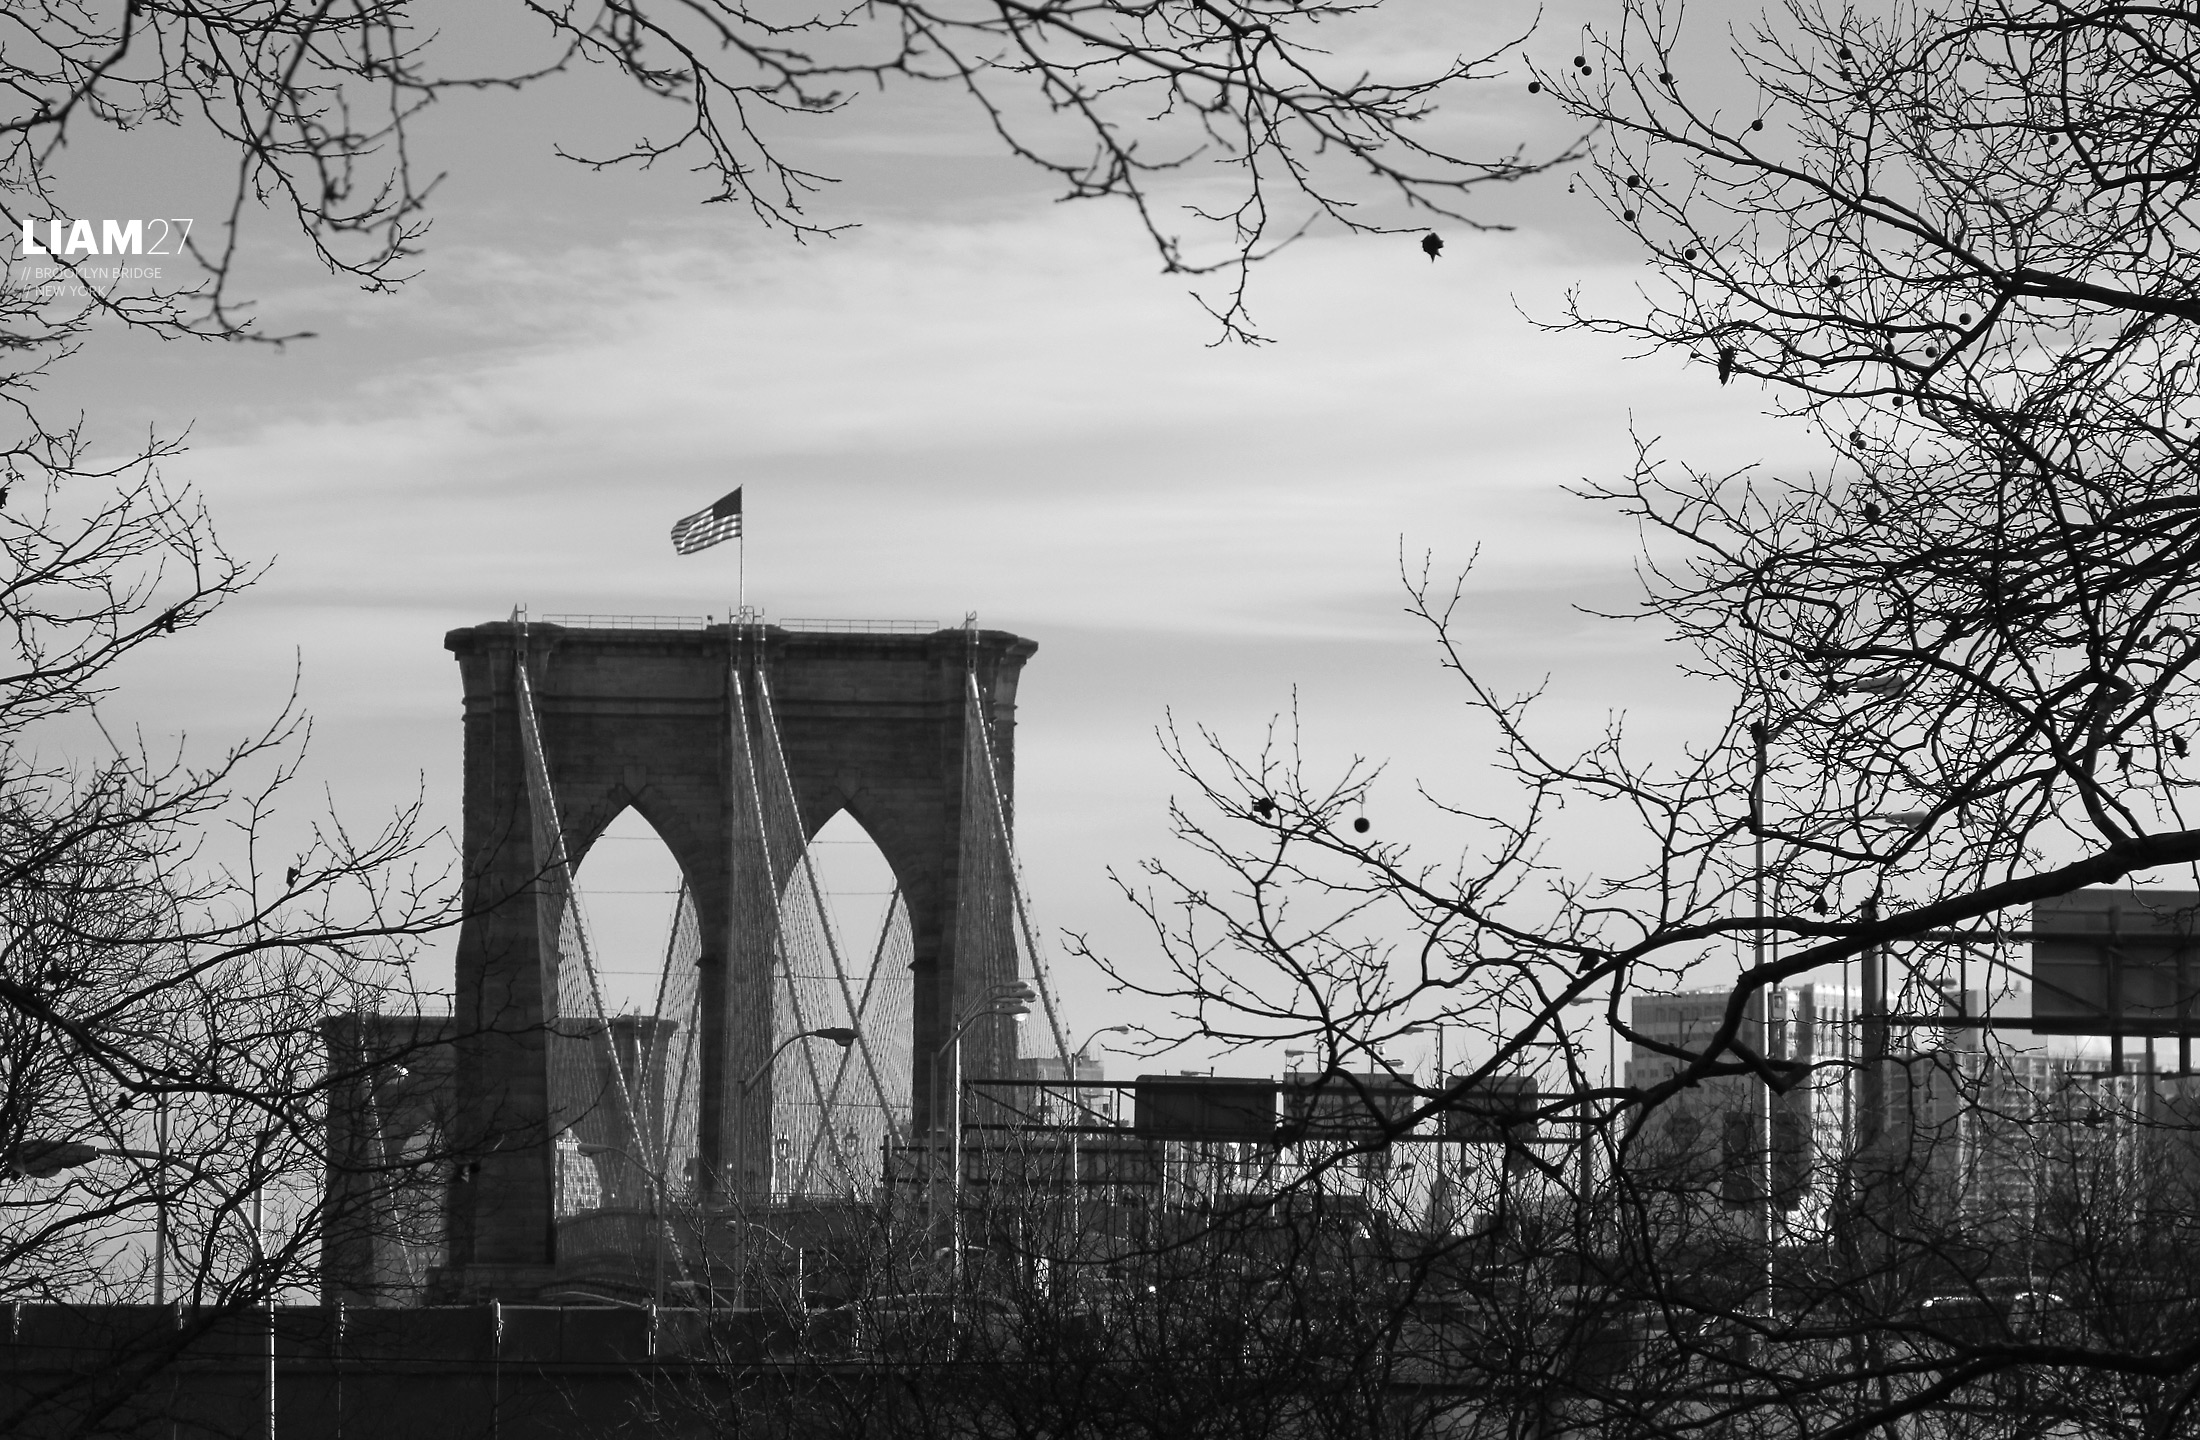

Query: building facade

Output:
[1626, 982, 2179, 1261]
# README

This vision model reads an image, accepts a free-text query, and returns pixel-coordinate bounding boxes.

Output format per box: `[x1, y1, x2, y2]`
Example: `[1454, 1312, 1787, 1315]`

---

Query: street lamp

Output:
[32, 1125, 286, 1431]
[2, 1139, 105, 1178]
[740, 1026, 859, 1096]
[1071, 1025, 1132, 1121]
[931, 980, 1036, 1283]
[727, 1026, 856, 1308]
[1065, 1025, 1131, 1235]
[1862, 810, 1931, 831]
[5, 1134, 198, 1304]
[1074, 1024, 1131, 1059]
[738, 1026, 858, 1199]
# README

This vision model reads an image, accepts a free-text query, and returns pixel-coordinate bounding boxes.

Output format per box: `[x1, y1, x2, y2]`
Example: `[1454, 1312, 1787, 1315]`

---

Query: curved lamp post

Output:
[5, 1134, 205, 1305]
[739, 1026, 858, 1196]
[741, 1027, 858, 1095]
[726, 1026, 857, 1308]
[1068, 1024, 1131, 1121]
[1066, 1024, 1130, 1233]
[1074, 1024, 1131, 1062]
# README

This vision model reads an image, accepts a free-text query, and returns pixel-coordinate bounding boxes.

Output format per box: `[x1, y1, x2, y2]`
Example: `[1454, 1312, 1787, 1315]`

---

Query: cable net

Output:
[958, 669, 1073, 1093]
[649, 882, 703, 1197]
[774, 884, 913, 1198]
[740, 673, 912, 1199]
[511, 636, 668, 1276]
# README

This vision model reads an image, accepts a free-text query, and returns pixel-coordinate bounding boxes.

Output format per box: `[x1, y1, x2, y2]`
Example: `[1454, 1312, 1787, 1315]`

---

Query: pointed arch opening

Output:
[562, 808, 704, 1233]
[765, 808, 914, 1200]
[573, 807, 690, 1020]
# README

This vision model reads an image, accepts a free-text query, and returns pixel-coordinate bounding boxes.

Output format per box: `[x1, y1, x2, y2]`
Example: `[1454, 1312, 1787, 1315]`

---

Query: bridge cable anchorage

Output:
[962, 668, 1076, 1083]
[512, 628, 657, 1270]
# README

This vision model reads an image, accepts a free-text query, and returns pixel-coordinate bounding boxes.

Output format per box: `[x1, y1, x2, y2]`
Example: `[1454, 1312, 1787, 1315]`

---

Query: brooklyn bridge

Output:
[342, 614, 1075, 1306]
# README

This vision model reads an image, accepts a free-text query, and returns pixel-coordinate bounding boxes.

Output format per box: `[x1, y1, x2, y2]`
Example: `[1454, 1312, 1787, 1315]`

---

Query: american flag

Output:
[670, 488, 742, 555]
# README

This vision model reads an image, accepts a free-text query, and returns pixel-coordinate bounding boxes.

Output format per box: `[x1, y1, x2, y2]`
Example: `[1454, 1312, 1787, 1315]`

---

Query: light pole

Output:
[1067, 1025, 1130, 1236]
[731, 1026, 855, 1307]
[155, 1097, 170, 1307]
[1744, 674, 1916, 1327]
[4, 1132, 199, 1304]
[1748, 717, 1777, 1319]
[1070, 1025, 1131, 1119]
[735, 1025, 859, 1197]
[249, 1156, 274, 1440]
[930, 981, 1036, 1285]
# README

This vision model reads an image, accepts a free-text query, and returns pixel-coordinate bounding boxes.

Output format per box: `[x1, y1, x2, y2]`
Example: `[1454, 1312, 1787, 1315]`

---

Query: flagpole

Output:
[738, 531, 746, 622]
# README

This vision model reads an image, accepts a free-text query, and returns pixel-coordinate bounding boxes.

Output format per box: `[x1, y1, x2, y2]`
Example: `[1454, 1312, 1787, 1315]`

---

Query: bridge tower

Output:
[438, 619, 1038, 1299]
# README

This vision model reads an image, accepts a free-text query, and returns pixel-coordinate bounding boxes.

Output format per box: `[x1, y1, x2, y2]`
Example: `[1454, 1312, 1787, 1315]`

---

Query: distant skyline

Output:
[58, 2, 1843, 1078]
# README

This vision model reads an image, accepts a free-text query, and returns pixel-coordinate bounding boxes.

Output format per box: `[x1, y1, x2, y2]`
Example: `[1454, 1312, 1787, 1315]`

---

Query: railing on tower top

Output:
[535, 614, 945, 634]
[777, 618, 942, 634]
[541, 614, 709, 630]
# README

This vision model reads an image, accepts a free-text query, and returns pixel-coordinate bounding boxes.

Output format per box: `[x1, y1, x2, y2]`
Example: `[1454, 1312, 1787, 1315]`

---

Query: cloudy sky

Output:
[45, 1, 1844, 1080]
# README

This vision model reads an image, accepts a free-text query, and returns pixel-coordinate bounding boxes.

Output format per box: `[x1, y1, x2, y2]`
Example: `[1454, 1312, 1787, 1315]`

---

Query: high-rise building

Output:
[1880, 1004, 2152, 1244]
[1627, 982, 2162, 1253]
[1625, 985, 1858, 1237]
